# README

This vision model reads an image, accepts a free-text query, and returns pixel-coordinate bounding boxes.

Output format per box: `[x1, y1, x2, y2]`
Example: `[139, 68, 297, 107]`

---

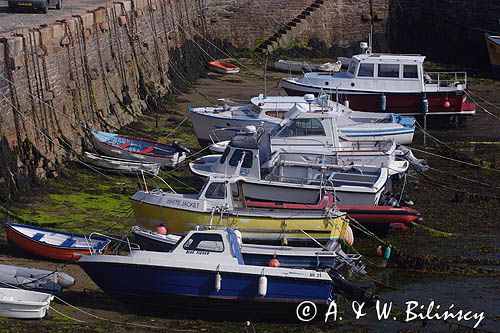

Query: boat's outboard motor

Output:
[397, 145, 428, 173]
[379, 192, 400, 207]
[172, 141, 191, 154]
[329, 270, 376, 307]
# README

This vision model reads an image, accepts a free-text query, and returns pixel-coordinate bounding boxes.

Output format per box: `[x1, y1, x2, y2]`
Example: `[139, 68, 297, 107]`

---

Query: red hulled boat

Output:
[281, 47, 475, 121]
[4, 223, 110, 262]
[208, 61, 240, 74]
[245, 193, 420, 230]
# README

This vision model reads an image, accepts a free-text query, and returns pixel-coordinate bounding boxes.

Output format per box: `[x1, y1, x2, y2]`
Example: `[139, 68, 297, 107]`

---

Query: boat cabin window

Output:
[403, 64, 418, 79]
[183, 233, 225, 253]
[276, 118, 325, 137]
[357, 63, 374, 77]
[378, 64, 400, 78]
[265, 110, 288, 119]
[347, 59, 358, 76]
[229, 149, 253, 168]
[204, 182, 226, 199]
[220, 147, 230, 164]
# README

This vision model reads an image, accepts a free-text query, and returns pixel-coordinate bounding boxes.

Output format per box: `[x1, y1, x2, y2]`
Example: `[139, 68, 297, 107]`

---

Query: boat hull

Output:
[130, 197, 349, 241]
[78, 260, 333, 317]
[4, 223, 109, 262]
[208, 61, 240, 74]
[241, 181, 383, 207]
[189, 109, 279, 146]
[486, 33, 500, 76]
[91, 131, 185, 168]
[282, 80, 475, 117]
[0, 288, 53, 319]
[83, 152, 160, 175]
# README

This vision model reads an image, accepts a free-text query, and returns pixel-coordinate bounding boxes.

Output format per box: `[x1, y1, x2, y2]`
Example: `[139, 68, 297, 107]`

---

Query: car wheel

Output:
[56, 0, 62, 9]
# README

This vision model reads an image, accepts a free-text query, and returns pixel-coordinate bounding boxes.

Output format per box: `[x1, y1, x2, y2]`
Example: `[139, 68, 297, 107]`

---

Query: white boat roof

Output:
[250, 94, 334, 109]
[352, 53, 426, 64]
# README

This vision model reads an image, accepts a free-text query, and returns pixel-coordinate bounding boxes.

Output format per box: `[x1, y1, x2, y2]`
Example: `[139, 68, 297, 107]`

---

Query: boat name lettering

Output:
[165, 199, 200, 208]
[185, 250, 210, 255]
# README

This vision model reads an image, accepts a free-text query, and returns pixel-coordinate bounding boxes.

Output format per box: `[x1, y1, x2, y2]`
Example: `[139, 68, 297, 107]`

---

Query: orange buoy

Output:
[443, 100, 450, 108]
[342, 225, 354, 246]
[268, 258, 280, 267]
[376, 245, 383, 256]
[156, 224, 167, 235]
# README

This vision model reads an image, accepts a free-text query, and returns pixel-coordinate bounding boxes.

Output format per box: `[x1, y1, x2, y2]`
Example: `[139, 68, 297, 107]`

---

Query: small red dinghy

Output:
[4, 223, 110, 262]
[245, 193, 421, 228]
[208, 61, 240, 74]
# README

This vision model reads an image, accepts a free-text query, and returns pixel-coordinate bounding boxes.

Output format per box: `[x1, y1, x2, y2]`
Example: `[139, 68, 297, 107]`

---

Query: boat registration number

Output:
[18, 2, 33, 5]
[186, 250, 209, 255]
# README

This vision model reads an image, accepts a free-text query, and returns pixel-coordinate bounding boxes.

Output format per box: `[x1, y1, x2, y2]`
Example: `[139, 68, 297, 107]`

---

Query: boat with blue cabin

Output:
[189, 94, 415, 146]
[78, 229, 337, 317]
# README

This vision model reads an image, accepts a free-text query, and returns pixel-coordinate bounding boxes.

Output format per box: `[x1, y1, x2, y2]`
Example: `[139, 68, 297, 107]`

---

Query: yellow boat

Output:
[485, 33, 500, 76]
[130, 177, 349, 242]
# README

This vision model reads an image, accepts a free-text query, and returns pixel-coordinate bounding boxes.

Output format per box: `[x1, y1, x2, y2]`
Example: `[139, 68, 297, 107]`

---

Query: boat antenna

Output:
[264, 56, 268, 98]
[369, 24, 373, 54]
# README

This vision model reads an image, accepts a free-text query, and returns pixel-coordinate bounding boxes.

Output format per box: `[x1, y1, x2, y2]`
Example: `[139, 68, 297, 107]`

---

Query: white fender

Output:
[215, 272, 222, 292]
[258, 275, 267, 297]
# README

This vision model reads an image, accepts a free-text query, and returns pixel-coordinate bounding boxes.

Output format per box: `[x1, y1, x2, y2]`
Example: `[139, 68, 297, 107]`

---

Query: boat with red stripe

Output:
[91, 130, 190, 168]
[4, 222, 110, 262]
[245, 192, 420, 231]
[208, 61, 240, 74]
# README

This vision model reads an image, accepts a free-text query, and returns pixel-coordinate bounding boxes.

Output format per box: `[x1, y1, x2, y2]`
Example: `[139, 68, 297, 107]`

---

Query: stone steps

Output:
[255, 0, 326, 53]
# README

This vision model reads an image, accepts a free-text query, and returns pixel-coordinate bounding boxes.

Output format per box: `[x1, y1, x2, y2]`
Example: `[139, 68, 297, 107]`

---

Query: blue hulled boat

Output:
[78, 229, 336, 316]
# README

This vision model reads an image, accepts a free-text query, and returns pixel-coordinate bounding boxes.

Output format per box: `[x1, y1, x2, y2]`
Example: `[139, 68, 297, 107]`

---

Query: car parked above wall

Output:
[8, 0, 62, 13]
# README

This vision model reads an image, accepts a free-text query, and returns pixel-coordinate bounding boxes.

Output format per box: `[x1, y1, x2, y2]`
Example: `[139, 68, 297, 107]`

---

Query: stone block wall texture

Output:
[0, 0, 495, 200]
[388, 0, 500, 67]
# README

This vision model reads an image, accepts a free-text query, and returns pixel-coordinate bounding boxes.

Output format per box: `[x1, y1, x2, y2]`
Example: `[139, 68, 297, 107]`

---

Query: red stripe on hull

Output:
[5, 226, 104, 262]
[245, 199, 420, 226]
[333, 93, 472, 115]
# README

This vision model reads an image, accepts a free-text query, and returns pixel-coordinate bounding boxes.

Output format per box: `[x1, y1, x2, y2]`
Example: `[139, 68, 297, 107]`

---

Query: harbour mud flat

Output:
[0, 59, 498, 332]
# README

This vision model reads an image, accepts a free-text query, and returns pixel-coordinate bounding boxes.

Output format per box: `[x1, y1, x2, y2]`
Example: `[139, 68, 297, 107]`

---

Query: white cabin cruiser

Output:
[190, 129, 389, 206]
[189, 94, 415, 146]
[210, 112, 412, 176]
[281, 47, 476, 119]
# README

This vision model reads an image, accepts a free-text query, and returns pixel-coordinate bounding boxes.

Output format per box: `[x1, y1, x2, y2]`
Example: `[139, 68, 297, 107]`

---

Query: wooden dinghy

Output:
[0, 264, 74, 294]
[4, 223, 111, 262]
[208, 61, 240, 74]
[91, 130, 190, 168]
[83, 152, 160, 176]
[0, 287, 53, 319]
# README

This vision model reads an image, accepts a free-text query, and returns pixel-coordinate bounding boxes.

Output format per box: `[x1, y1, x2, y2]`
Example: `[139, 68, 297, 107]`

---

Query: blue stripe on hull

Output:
[79, 262, 333, 304]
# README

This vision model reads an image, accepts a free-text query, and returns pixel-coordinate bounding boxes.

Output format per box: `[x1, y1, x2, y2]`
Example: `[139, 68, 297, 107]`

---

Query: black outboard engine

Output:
[329, 270, 376, 307]
[172, 141, 191, 154]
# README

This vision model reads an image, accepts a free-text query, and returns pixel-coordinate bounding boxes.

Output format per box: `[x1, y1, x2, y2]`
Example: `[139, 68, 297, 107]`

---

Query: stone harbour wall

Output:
[0, 0, 495, 201]
[0, 0, 208, 201]
[0, 0, 384, 201]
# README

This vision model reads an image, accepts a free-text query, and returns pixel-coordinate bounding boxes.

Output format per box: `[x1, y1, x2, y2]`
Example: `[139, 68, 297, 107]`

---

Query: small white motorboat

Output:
[83, 152, 161, 176]
[0, 287, 53, 319]
[273, 59, 341, 73]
